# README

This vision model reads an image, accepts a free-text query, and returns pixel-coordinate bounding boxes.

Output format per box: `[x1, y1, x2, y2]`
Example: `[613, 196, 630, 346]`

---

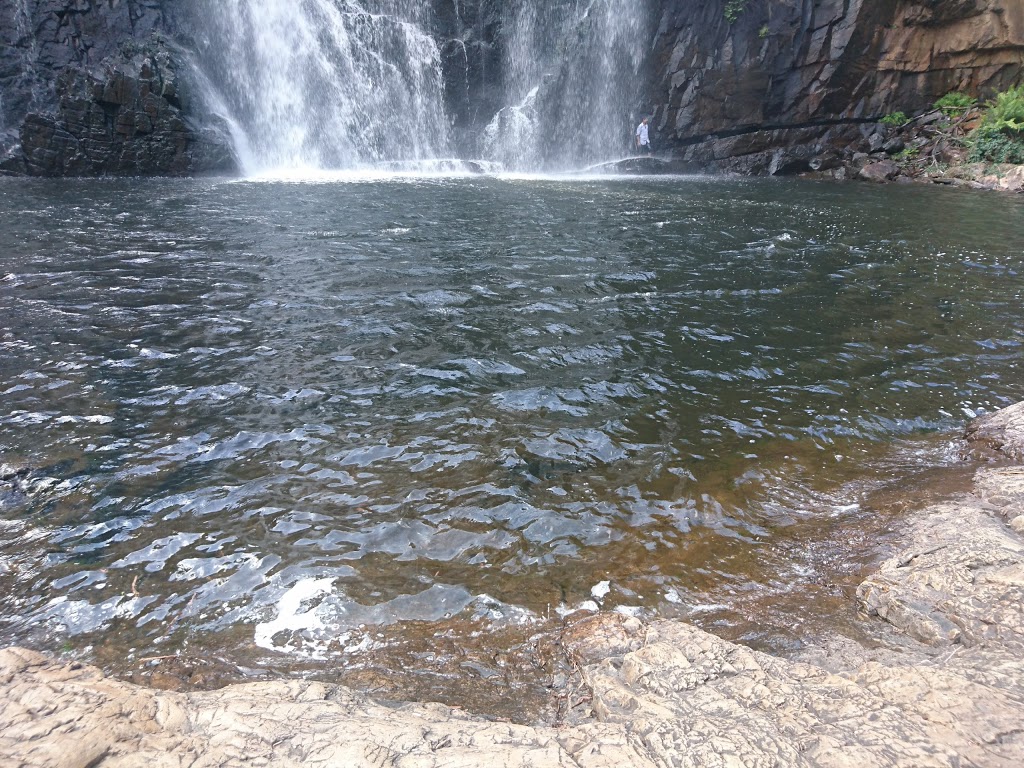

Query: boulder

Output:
[974, 164, 1024, 193]
[965, 401, 1024, 460]
[883, 136, 906, 154]
[858, 159, 900, 182]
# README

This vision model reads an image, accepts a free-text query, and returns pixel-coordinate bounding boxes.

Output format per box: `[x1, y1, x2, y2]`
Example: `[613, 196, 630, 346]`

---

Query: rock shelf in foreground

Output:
[3, 403, 1024, 767]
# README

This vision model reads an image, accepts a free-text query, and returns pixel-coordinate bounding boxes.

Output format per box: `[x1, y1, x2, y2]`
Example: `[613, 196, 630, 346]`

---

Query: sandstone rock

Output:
[966, 401, 1024, 460]
[18, 37, 235, 177]
[974, 164, 1024, 193]
[857, 495, 1024, 648]
[1, 3, 235, 177]
[649, 0, 1024, 170]
[974, 466, 1024, 520]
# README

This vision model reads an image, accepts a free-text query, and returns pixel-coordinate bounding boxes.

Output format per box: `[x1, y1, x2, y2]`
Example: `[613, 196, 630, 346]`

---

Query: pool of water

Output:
[1, 173, 1022, 718]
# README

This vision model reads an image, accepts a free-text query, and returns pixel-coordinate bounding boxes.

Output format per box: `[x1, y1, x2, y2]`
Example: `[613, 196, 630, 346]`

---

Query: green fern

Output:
[984, 84, 1024, 130]
[933, 92, 974, 117]
[880, 112, 908, 127]
[968, 85, 1024, 163]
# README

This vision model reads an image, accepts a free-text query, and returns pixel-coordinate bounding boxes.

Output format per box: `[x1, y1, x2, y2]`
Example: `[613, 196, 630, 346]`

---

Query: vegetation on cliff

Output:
[843, 83, 1024, 192]
[968, 84, 1024, 165]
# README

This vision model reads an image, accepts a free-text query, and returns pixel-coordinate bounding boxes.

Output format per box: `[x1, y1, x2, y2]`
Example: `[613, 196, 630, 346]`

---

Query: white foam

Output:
[254, 577, 335, 651]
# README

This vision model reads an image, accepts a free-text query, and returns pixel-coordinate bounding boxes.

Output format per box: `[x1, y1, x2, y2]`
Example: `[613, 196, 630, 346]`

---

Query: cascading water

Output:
[484, 0, 651, 171]
[179, 0, 650, 174]
[183, 0, 451, 174]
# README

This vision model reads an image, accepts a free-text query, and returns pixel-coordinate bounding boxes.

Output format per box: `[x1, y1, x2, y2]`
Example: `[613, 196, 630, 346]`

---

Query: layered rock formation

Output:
[15, 37, 234, 176]
[648, 0, 1024, 173]
[3, 403, 1024, 767]
[0, 0, 234, 176]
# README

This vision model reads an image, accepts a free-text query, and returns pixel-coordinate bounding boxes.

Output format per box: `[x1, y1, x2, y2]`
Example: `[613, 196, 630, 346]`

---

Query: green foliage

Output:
[967, 84, 1024, 164]
[724, 0, 749, 24]
[982, 83, 1024, 131]
[880, 112, 908, 127]
[968, 124, 1024, 164]
[933, 92, 975, 116]
[894, 147, 919, 163]
[758, 25, 769, 39]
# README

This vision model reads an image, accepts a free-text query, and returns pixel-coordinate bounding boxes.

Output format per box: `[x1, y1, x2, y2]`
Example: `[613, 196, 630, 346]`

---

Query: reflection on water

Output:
[0, 175, 1022, 716]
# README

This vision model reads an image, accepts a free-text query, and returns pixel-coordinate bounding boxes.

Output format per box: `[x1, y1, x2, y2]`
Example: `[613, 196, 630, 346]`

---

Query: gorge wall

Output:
[1, 0, 1022, 176]
[648, 0, 1024, 173]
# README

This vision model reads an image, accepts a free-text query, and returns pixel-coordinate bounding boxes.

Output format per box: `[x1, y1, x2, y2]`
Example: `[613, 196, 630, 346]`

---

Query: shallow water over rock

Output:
[0, 174, 1022, 718]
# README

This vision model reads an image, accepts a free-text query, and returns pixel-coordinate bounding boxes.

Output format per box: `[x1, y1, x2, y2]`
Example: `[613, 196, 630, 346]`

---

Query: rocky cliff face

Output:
[2, 0, 1021, 176]
[648, 0, 1024, 173]
[430, 0, 504, 156]
[0, 0, 234, 176]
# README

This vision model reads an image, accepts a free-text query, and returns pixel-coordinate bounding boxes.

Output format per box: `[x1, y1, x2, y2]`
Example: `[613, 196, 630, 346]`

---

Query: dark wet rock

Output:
[648, 0, 1024, 172]
[585, 156, 699, 175]
[1, 2, 233, 176]
[18, 37, 235, 176]
[883, 137, 906, 154]
[430, 0, 504, 156]
[809, 152, 841, 172]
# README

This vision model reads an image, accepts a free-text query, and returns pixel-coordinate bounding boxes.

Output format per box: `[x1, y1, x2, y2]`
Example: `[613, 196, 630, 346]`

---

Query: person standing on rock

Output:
[635, 117, 651, 155]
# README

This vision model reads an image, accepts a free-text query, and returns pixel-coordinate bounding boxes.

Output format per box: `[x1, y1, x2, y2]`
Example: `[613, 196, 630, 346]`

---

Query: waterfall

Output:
[184, 0, 451, 174]
[484, 0, 651, 171]
[179, 0, 650, 174]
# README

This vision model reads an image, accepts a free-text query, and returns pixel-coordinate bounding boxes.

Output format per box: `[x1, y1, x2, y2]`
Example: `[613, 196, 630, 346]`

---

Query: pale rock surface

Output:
[966, 401, 1024, 460]
[4, 405, 1024, 767]
[979, 165, 1024, 193]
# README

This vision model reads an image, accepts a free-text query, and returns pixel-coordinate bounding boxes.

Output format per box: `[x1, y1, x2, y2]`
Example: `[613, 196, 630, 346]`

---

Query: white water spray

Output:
[184, 0, 649, 175]
[484, 0, 650, 171]
[190, 0, 450, 174]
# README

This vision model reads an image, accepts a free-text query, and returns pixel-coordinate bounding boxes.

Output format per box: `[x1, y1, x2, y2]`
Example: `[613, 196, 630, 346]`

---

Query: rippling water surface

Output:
[1, 174, 1022, 716]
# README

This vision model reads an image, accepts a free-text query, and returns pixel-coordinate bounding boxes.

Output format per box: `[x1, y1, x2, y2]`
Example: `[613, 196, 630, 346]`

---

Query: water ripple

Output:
[1, 175, 1022, 670]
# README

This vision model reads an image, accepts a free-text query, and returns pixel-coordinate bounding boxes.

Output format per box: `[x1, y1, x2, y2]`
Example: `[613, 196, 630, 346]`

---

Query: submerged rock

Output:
[584, 156, 701, 175]
[3, 402, 1024, 766]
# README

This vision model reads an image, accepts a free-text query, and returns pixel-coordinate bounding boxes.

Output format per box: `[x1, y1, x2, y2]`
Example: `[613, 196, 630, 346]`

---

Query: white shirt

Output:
[636, 122, 649, 145]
